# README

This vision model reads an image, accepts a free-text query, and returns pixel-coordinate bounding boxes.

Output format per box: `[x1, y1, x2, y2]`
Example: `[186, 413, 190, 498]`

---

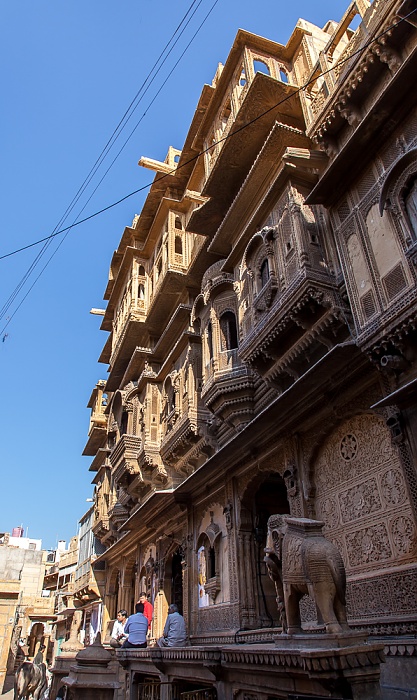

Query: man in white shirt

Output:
[110, 609, 128, 648]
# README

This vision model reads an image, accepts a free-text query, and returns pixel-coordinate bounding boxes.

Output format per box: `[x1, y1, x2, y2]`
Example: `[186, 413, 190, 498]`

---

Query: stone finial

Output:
[74, 633, 112, 668]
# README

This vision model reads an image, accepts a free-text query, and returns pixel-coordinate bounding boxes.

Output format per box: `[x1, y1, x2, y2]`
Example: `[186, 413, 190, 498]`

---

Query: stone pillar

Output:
[61, 634, 120, 700]
[153, 589, 168, 641]
[43, 635, 51, 661]
[61, 610, 83, 653]
[241, 531, 256, 627]
[120, 585, 134, 614]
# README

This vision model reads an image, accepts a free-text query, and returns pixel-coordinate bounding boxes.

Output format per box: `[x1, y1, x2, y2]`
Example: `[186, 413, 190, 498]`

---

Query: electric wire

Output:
[0, 9, 413, 338]
[0, 0, 207, 319]
[1, 8, 412, 266]
[0, 0, 203, 320]
[50, 0, 206, 235]
[0, 0, 221, 338]
[0, 0, 210, 326]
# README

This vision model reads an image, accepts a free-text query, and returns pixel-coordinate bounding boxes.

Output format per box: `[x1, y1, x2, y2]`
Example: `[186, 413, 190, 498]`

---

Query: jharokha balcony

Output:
[83, 381, 108, 456]
[109, 434, 142, 486]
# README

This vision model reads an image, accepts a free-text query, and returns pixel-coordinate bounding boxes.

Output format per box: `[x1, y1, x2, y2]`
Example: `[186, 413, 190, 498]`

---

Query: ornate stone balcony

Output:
[202, 356, 256, 431]
[92, 511, 110, 540]
[160, 406, 215, 476]
[109, 434, 142, 486]
[306, 0, 417, 205]
[239, 275, 351, 393]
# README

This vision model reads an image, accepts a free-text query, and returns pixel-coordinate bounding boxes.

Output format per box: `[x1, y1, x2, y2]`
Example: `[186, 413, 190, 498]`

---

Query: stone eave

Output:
[122, 489, 181, 534]
[88, 447, 110, 473]
[100, 246, 140, 331]
[208, 121, 310, 259]
[119, 347, 154, 390]
[82, 426, 107, 457]
[151, 305, 193, 361]
[136, 190, 198, 259]
[94, 490, 176, 562]
[192, 28, 305, 150]
[371, 376, 417, 409]
[306, 9, 417, 205]
[156, 331, 201, 382]
[355, 288, 417, 352]
[105, 321, 149, 392]
[98, 332, 112, 365]
[90, 464, 111, 484]
[305, 0, 396, 141]
[121, 329, 200, 390]
[132, 85, 213, 247]
[238, 276, 341, 361]
[188, 74, 303, 238]
[222, 160, 319, 273]
[175, 341, 363, 500]
[103, 250, 123, 301]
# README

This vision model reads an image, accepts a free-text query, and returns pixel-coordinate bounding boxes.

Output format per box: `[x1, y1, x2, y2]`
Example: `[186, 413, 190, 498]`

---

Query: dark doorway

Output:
[253, 472, 290, 626]
[171, 550, 183, 614]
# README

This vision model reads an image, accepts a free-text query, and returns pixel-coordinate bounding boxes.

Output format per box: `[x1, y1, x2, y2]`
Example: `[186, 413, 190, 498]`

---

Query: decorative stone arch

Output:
[237, 463, 292, 628]
[106, 566, 121, 620]
[196, 504, 229, 609]
[191, 294, 205, 330]
[379, 147, 417, 247]
[110, 389, 132, 437]
[201, 259, 234, 304]
[162, 372, 179, 413]
[198, 271, 240, 379]
[242, 232, 264, 271]
[28, 622, 45, 658]
[122, 556, 138, 614]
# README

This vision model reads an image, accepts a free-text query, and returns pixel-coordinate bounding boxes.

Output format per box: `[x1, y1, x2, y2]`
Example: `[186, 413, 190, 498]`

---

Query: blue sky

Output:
[0, 0, 348, 550]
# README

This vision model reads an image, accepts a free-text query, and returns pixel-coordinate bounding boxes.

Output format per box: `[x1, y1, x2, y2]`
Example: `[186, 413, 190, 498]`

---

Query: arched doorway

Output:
[241, 471, 290, 628]
[164, 548, 184, 614]
[28, 622, 44, 658]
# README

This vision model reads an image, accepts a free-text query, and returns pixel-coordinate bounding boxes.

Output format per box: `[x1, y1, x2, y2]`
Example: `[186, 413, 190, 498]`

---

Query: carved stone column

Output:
[118, 585, 132, 614]
[239, 531, 257, 628]
[61, 610, 83, 653]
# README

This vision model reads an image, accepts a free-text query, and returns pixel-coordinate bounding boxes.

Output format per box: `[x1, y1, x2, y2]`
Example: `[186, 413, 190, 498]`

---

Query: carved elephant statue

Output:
[264, 515, 348, 635]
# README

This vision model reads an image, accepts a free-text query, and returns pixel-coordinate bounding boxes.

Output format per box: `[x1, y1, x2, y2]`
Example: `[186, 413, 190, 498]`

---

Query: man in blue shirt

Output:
[122, 603, 148, 648]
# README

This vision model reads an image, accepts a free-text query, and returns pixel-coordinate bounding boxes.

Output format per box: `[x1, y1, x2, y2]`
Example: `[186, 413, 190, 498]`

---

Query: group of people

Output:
[110, 593, 187, 649]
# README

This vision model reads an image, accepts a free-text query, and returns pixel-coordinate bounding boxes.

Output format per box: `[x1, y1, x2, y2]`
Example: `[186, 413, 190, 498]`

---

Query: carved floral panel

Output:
[314, 413, 417, 581]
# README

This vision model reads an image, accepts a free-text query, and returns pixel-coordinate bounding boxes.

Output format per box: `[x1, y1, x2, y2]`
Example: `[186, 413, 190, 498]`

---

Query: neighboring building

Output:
[72, 507, 106, 646]
[84, 0, 417, 696]
[43, 536, 79, 659]
[0, 530, 55, 692]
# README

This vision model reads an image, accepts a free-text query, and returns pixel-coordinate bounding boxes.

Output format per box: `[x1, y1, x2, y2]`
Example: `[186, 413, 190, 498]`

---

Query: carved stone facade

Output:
[82, 1, 417, 697]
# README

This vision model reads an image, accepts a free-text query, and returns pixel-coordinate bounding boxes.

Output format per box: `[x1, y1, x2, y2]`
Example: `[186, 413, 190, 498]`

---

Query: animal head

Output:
[265, 514, 288, 559]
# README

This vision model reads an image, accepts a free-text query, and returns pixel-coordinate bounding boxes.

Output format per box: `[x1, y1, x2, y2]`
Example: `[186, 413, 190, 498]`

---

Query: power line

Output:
[1, 9, 410, 266]
[0, 0, 213, 326]
[0, 8, 413, 338]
